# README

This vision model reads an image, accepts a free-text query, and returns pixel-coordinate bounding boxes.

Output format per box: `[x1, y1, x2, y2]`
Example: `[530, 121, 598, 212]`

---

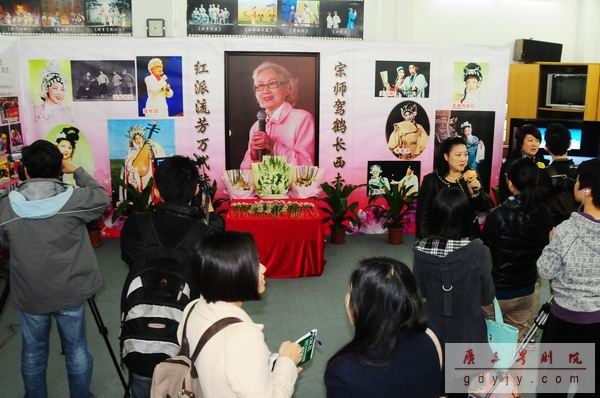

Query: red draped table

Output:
[225, 198, 325, 278]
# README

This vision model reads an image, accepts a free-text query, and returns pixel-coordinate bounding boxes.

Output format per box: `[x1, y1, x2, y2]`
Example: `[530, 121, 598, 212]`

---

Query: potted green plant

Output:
[111, 177, 155, 223]
[369, 183, 418, 244]
[319, 179, 363, 244]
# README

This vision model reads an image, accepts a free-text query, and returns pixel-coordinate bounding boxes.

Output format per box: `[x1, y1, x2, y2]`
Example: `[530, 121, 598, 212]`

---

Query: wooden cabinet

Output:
[506, 62, 600, 125]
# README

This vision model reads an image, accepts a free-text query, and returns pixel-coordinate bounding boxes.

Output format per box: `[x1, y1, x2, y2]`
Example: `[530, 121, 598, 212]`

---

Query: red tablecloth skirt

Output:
[225, 201, 325, 278]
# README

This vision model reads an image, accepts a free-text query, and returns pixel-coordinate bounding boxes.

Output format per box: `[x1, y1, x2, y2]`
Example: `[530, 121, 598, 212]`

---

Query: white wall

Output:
[128, 0, 598, 62]
[363, 0, 584, 61]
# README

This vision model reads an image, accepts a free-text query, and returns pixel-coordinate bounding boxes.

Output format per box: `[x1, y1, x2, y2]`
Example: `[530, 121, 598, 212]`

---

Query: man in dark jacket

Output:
[120, 155, 222, 398]
[544, 123, 579, 225]
[0, 140, 110, 397]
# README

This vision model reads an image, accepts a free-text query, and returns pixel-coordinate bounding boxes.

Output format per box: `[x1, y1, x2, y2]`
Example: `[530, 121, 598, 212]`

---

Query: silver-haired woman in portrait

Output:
[240, 62, 315, 169]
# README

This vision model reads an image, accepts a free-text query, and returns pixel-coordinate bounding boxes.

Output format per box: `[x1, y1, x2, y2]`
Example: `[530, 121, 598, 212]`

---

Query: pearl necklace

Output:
[434, 169, 466, 194]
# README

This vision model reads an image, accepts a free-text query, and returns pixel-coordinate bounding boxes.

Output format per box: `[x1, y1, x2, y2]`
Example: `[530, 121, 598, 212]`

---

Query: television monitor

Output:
[545, 74, 586, 110]
[538, 127, 582, 151]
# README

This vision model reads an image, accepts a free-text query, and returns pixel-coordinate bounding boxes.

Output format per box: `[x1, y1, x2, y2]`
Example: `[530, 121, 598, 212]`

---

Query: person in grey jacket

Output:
[537, 158, 600, 360]
[0, 140, 110, 398]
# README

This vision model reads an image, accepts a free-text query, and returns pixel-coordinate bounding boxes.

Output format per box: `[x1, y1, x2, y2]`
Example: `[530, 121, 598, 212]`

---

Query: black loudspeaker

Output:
[514, 39, 562, 63]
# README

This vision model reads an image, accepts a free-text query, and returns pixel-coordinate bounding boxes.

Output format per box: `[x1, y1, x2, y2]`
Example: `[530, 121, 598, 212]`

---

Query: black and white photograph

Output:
[71, 60, 136, 101]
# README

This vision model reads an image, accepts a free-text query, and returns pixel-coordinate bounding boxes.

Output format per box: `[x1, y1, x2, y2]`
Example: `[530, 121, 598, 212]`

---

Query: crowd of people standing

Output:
[1, 120, 598, 397]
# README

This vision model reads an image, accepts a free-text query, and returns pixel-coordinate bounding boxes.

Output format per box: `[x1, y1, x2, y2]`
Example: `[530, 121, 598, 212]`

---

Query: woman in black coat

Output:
[498, 124, 548, 202]
[325, 258, 443, 398]
[416, 136, 493, 238]
[414, 188, 495, 344]
[482, 158, 553, 339]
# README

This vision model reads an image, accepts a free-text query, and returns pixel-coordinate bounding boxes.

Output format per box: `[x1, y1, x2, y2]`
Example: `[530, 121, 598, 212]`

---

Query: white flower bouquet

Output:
[252, 156, 295, 198]
[289, 165, 324, 199]
[222, 169, 255, 199]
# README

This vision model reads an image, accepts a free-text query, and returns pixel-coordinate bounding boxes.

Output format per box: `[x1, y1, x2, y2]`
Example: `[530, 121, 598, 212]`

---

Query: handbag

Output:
[150, 302, 241, 397]
[485, 298, 519, 370]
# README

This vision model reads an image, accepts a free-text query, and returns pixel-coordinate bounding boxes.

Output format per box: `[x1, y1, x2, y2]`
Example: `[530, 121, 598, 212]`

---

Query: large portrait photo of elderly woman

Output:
[225, 52, 319, 170]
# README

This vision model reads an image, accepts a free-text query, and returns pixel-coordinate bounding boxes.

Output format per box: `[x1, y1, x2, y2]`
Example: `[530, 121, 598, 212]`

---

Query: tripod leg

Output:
[0, 278, 9, 316]
[87, 298, 130, 396]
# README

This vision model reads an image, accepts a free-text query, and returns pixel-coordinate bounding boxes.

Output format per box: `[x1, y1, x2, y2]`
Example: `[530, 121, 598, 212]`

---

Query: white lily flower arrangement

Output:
[222, 169, 255, 199]
[251, 156, 295, 198]
[290, 165, 324, 199]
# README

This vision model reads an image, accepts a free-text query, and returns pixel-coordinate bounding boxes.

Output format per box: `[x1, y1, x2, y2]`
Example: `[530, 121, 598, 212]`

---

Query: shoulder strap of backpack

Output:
[174, 219, 207, 250]
[137, 212, 162, 247]
[179, 301, 200, 357]
[425, 328, 443, 370]
[189, 316, 242, 378]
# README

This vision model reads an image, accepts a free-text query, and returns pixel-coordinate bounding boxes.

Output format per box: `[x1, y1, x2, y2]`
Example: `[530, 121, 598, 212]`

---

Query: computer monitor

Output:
[543, 154, 594, 165]
[538, 127, 582, 151]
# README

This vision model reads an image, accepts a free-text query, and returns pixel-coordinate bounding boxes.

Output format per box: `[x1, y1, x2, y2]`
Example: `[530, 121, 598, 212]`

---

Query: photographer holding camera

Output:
[544, 123, 579, 226]
[0, 140, 110, 397]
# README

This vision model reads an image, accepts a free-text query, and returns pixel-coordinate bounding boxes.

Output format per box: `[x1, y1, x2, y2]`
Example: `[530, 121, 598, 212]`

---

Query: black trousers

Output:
[536, 313, 600, 397]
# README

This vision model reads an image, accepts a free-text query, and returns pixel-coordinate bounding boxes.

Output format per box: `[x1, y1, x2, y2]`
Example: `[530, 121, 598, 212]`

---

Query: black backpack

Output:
[120, 213, 206, 378]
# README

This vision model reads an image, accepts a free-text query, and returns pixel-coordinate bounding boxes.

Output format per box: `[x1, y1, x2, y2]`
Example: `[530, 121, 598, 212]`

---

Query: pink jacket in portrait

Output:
[240, 101, 315, 169]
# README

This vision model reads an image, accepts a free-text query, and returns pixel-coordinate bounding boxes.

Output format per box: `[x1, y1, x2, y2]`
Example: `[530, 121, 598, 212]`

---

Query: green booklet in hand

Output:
[295, 329, 318, 366]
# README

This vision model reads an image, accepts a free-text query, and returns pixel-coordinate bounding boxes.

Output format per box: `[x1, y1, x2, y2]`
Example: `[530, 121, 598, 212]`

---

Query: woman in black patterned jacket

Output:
[416, 136, 493, 238]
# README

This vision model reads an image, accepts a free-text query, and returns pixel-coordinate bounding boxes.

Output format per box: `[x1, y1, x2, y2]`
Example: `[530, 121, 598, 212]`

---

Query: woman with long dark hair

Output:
[414, 188, 495, 344]
[325, 257, 443, 397]
[482, 158, 553, 339]
[416, 136, 493, 238]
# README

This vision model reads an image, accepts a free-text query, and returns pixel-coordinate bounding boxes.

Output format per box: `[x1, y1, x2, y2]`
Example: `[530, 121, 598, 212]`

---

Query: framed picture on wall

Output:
[366, 161, 420, 197]
[135, 56, 184, 118]
[224, 51, 320, 170]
